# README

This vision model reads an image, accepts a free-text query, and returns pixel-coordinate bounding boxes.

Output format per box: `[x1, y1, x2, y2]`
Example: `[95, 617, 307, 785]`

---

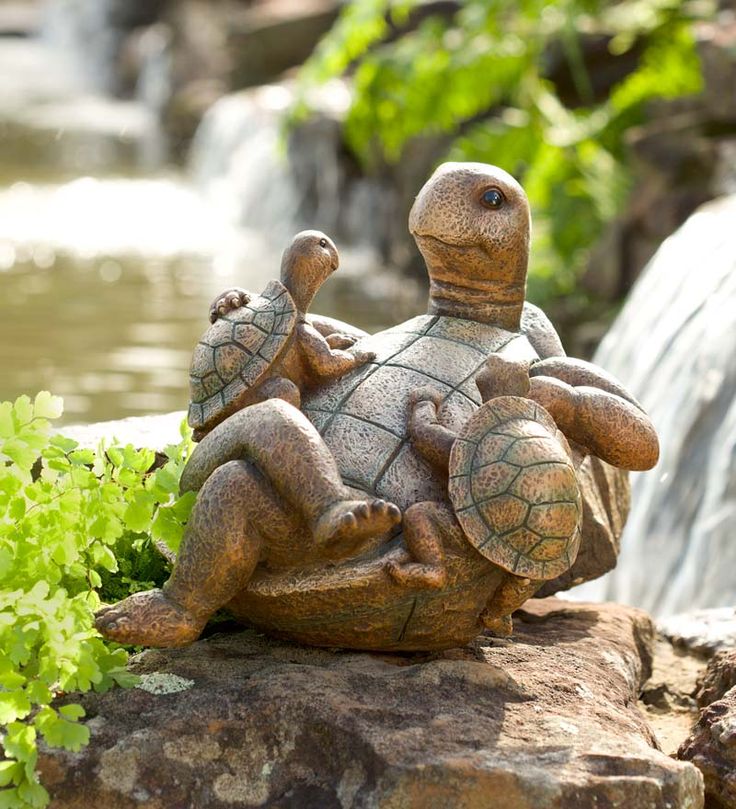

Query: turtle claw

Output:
[325, 333, 357, 350]
[315, 498, 402, 554]
[209, 288, 251, 323]
[385, 560, 447, 589]
[95, 589, 205, 648]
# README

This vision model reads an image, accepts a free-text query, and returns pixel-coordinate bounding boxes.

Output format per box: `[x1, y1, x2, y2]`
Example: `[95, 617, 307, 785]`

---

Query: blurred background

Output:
[0, 0, 731, 424]
[1, 0, 735, 612]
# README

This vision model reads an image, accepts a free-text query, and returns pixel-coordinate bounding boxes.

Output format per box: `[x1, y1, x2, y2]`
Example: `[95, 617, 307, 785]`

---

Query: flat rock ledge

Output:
[40, 599, 703, 809]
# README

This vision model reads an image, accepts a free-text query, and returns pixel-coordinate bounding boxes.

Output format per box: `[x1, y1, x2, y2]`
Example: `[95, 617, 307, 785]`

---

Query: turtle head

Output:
[409, 163, 530, 329]
[280, 230, 340, 312]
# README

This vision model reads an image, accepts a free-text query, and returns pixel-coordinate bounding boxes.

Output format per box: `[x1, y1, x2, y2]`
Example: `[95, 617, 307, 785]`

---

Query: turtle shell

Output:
[448, 396, 581, 580]
[188, 279, 297, 434]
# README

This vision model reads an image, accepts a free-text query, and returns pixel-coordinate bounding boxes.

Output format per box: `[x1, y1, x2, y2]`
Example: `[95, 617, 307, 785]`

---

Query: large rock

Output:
[39, 599, 703, 808]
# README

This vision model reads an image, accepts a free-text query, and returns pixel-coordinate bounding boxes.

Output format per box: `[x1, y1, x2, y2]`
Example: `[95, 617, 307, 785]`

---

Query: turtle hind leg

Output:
[480, 575, 542, 636]
[95, 590, 204, 647]
[97, 459, 281, 647]
[386, 502, 450, 590]
[256, 376, 301, 409]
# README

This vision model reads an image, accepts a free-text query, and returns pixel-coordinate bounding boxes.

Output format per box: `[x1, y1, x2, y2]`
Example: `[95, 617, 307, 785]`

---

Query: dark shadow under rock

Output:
[40, 599, 703, 809]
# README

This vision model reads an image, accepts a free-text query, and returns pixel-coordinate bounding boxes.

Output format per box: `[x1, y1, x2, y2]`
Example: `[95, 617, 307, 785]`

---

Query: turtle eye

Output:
[319, 238, 327, 247]
[481, 188, 504, 209]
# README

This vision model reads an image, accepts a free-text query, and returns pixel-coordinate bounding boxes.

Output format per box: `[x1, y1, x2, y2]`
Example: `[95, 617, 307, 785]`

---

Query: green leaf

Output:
[49, 434, 78, 453]
[1, 440, 39, 473]
[0, 402, 13, 439]
[0, 691, 32, 724]
[32, 392, 63, 421]
[123, 491, 155, 533]
[0, 788, 22, 809]
[17, 778, 49, 808]
[0, 762, 20, 788]
[12, 396, 33, 427]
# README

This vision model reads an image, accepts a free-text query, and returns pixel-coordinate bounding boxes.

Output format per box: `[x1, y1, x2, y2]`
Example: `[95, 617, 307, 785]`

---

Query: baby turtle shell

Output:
[188, 279, 297, 434]
[448, 395, 581, 580]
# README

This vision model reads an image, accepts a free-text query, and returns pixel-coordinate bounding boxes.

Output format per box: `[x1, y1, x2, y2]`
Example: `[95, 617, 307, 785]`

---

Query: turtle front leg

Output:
[407, 387, 457, 471]
[386, 501, 450, 589]
[475, 355, 531, 402]
[527, 374, 659, 471]
[298, 322, 375, 382]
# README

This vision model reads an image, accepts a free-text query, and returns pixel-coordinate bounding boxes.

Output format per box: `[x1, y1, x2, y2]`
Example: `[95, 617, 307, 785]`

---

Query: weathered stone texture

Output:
[679, 687, 736, 809]
[696, 650, 736, 708]
[41, 600, 703, 808]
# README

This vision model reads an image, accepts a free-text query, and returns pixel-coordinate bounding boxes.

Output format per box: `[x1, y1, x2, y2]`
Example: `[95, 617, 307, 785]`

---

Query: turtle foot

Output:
[315, 499, 401, 552]
[95, 589, 205, 648]
[385, 560, 447, 589]
[481, 612, 514, 637]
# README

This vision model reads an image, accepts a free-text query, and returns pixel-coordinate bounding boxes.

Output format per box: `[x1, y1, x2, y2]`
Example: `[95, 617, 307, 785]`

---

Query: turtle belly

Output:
[302, 314, 539, 510]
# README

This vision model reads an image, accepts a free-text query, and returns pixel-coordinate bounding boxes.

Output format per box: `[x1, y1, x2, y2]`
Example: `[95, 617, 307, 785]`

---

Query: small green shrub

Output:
[0, 393, 194, 809]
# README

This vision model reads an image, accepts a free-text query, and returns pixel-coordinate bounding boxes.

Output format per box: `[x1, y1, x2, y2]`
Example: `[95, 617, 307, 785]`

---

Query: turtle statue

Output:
[188, 230, 375, 440]
[96, 162, 659, 652]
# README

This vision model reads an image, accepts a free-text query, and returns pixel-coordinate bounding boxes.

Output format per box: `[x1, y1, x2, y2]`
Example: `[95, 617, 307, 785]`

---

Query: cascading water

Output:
[575, 195, 736, 615]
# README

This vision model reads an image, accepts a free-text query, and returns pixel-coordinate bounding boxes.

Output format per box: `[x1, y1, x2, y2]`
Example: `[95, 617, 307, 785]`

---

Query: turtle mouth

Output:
[412, 233, 481, 252]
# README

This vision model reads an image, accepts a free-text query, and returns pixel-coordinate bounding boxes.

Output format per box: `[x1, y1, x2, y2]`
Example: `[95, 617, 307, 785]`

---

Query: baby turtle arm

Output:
[298, 322, 375, 381]
[529, 376, 659, 471]
[309, 314, 369, 345]
[408, 388, 457, 471]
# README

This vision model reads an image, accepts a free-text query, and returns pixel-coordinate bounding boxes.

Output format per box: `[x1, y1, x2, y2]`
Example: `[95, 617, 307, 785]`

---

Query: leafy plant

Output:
[0, 393, 194, 809]
[296, 0, 713, 304]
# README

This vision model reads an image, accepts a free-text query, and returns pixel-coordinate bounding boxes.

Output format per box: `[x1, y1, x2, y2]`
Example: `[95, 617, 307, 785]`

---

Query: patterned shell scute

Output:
[448, 396, 582, 580]
[187, 279, 297, 429]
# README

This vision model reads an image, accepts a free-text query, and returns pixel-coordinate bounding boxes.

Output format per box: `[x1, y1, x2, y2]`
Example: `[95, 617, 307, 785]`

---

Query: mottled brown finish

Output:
[96, 163, 659, 651]
[50, 602, 704, 809]
[188, 230, 374, 440]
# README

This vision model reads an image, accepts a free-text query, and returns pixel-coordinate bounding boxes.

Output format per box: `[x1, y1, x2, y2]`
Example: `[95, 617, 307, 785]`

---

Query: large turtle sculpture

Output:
[188, 230, 374, 440]
[96, 163, 659, 652]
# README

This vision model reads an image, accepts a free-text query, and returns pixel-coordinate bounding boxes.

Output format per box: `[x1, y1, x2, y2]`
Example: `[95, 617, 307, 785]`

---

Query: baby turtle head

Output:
[409, 163, 531, 329]
[280, 230, 339, 312]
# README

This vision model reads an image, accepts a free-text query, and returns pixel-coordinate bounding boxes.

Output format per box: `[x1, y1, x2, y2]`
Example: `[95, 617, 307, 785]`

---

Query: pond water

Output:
[0, 36, 423, 425]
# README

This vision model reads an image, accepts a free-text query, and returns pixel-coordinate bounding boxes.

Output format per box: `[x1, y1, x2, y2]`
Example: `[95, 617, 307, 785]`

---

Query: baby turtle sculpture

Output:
[387, 356, 581, 587]
[188, 230, 374, 440]
[96, 162, 659, 651]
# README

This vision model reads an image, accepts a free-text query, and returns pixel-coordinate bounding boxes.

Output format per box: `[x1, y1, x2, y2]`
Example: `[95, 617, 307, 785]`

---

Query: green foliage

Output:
[0, 394, 194, 809]
[297, 0, 713, 303]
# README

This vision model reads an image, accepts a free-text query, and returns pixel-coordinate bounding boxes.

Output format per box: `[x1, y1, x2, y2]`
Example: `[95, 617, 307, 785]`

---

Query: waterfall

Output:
[575, 195, 736, 615]
[189, 80, 389, 256]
